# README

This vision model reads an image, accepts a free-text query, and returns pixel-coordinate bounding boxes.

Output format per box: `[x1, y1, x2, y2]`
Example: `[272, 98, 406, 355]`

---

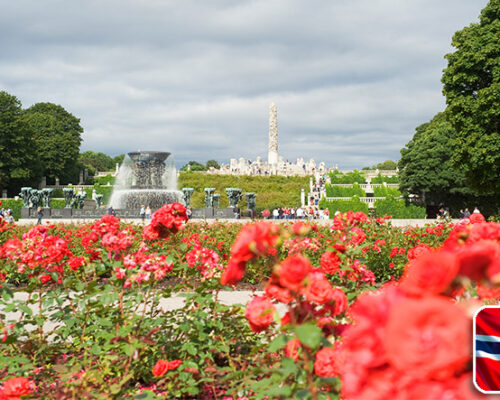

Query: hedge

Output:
[325, 183, 365, 197]
[373, 186, 401, 197]
[328, 169, 367, 184]
[374, 197, 426, 219]
[319, 196, 369, 214]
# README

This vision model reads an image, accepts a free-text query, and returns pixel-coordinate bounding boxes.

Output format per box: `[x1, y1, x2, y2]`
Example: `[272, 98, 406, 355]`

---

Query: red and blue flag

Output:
[475, 306, 500, 393]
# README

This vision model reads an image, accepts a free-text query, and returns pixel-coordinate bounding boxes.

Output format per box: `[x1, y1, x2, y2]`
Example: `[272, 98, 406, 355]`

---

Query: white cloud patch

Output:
[0, 0, 488, 168]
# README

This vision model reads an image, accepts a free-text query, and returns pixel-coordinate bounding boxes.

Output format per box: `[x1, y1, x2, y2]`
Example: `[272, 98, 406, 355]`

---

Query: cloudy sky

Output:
[0, 0, 488, 169]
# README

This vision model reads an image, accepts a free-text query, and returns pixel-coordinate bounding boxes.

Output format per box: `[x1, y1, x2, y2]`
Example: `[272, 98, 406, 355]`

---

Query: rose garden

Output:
[0, 202, 498, 399]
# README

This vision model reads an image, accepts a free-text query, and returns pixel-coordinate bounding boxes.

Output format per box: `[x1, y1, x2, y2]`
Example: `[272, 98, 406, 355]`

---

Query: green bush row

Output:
[373, 186, 401, 197]
[374, 197, 426, 218]
[319, 196, 369, 214]
[327, 169, 367, 184]
[325, 183, 365, 197]
[371, 173, 399, 184]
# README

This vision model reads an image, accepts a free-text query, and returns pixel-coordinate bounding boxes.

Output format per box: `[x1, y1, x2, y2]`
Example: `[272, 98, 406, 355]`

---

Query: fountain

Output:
[109, 151, 184, 211]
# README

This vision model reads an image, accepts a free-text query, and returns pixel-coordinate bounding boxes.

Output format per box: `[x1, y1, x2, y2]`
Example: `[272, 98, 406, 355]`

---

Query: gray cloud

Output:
[0, 0, 489, 169]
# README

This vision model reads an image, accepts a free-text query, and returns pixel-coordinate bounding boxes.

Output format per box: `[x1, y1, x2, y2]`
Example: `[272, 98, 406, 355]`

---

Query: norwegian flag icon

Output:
[474, 306, 500, 393]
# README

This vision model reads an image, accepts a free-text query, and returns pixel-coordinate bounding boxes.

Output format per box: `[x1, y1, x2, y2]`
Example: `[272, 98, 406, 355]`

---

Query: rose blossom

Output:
[399, 250, 458, 296]
[0, 376, 35, 398]
[277, 254, 312, 292]
[384, 295, 469, 379]
[320, 250, 342, 275]
[245, 296, 276, 333]
[314, 345, 340, 377]
[303, 271, 335, 304]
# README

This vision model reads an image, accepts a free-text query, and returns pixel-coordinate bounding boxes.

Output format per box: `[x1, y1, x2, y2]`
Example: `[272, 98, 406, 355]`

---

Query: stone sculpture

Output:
[75, 193, 86, 209]
[41, 188, 54, 208]
[63, 188, 75, 208]
[204, 188, 216, 208]
[29, 189, 42, 209]
[213, 193, 220, 209]
[245, 193, 257, 211]
[226, 188, 242, 208]
[268, 103, 278, 165]
[95, 194, 104, 208]
[19, 187, 32, 207]
[182, 188, 194, 208]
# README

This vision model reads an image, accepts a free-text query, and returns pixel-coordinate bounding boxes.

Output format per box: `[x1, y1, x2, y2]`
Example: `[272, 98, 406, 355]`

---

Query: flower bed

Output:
[0, 205, 497, 398]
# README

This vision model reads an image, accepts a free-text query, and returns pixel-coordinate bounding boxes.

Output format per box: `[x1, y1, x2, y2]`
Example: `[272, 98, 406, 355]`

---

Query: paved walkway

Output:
[16, 218, 455, 227]
[2, 290, 280, 334]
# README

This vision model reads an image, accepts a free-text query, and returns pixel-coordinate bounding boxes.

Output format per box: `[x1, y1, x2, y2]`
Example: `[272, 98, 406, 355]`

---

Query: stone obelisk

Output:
[268, 103, 278, 165]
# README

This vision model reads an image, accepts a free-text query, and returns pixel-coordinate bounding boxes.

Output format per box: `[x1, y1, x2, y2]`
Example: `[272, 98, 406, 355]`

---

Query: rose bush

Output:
[0, 206, 497, 398]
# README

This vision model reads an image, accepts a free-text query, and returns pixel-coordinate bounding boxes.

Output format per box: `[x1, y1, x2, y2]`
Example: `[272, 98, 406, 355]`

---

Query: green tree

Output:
[373, 160, 397, 170]
[0, 91, 42, 193]
[205, 159, 220, 169]
[79, 151, 115, 175]
[442, 0, 500, 194]
[399, 113, 470, 206]
[113, 154, 125, 166]
[181, 161, 207, 172]
[22, 102, 83, 184]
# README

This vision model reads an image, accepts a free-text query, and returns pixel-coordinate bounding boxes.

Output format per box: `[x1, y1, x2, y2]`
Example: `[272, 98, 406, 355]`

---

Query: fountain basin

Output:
[109, 189, 183, 210]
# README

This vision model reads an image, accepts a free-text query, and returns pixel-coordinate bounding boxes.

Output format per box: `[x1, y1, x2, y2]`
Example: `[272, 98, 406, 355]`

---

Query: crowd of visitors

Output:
[0, 207, 14, 224]
[271, 206, 329, 220]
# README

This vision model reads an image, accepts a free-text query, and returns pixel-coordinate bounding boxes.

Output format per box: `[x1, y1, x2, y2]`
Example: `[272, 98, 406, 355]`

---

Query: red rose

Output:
[152, 359, 170, 377]
[470, 213, 486, 224]
[231, 222, 279, 263]
[67, 256, 85, 271]
[407, 243, 431, 260]
[457, 240, 500, 281]
[399, 250, 458, 296]
[220, 259, 246, 286]
[245, 296, 276, 333]
[303, 271, 335, 304]
[264, 283, 293, 304]
[0, 377, 35, 398]
[167, 360, 182, 370]
[278, 254, 312, 292]
[329, 287, 348, 315]
[314, 345, 340, 377]
[320, 250, 341, 275]
[384, 296, 469, 379]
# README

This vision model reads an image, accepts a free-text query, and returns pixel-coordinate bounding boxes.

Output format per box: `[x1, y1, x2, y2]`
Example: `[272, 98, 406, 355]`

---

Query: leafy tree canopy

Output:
[373, 160, 397, 170]
[0, 91, 42, 193]
[206, 159, 220, 169]
[399, 113, 472, 205]
[79, 151, 115, 174]
[114, 154, 125, 166]
[442, 0, 500, 194]
[181, 161, 207, 172]
[23, 102, 83, 184]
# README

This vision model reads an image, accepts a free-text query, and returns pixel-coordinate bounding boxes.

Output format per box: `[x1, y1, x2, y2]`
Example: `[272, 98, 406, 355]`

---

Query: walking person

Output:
[140, 205, 146, 222]
[146, 206, 152, 220]
[36, 206, 43, 225]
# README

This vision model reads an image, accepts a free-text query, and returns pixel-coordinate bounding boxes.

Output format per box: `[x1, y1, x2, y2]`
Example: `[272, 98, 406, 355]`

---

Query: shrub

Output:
[325, 183, 365, 197]
[373, 186, 401, 197]
[374, 197, 426, 218]
[319, 196, 369, 214]
[371, 173, 399, 184]
[328, 169, 366, 184]
[0, 199, 23, 220]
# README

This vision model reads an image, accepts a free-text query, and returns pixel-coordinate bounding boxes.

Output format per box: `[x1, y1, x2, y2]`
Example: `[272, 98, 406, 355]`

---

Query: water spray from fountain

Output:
[109, 151, 184, 210]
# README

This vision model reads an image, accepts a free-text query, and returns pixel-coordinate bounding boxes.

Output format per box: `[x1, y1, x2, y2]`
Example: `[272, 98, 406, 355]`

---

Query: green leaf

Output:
[294, 323, 322, 350]
[268, 334, 287, 353]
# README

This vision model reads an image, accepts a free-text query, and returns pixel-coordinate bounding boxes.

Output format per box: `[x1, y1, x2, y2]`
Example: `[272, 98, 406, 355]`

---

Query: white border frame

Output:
[473, 305, 500, 394]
